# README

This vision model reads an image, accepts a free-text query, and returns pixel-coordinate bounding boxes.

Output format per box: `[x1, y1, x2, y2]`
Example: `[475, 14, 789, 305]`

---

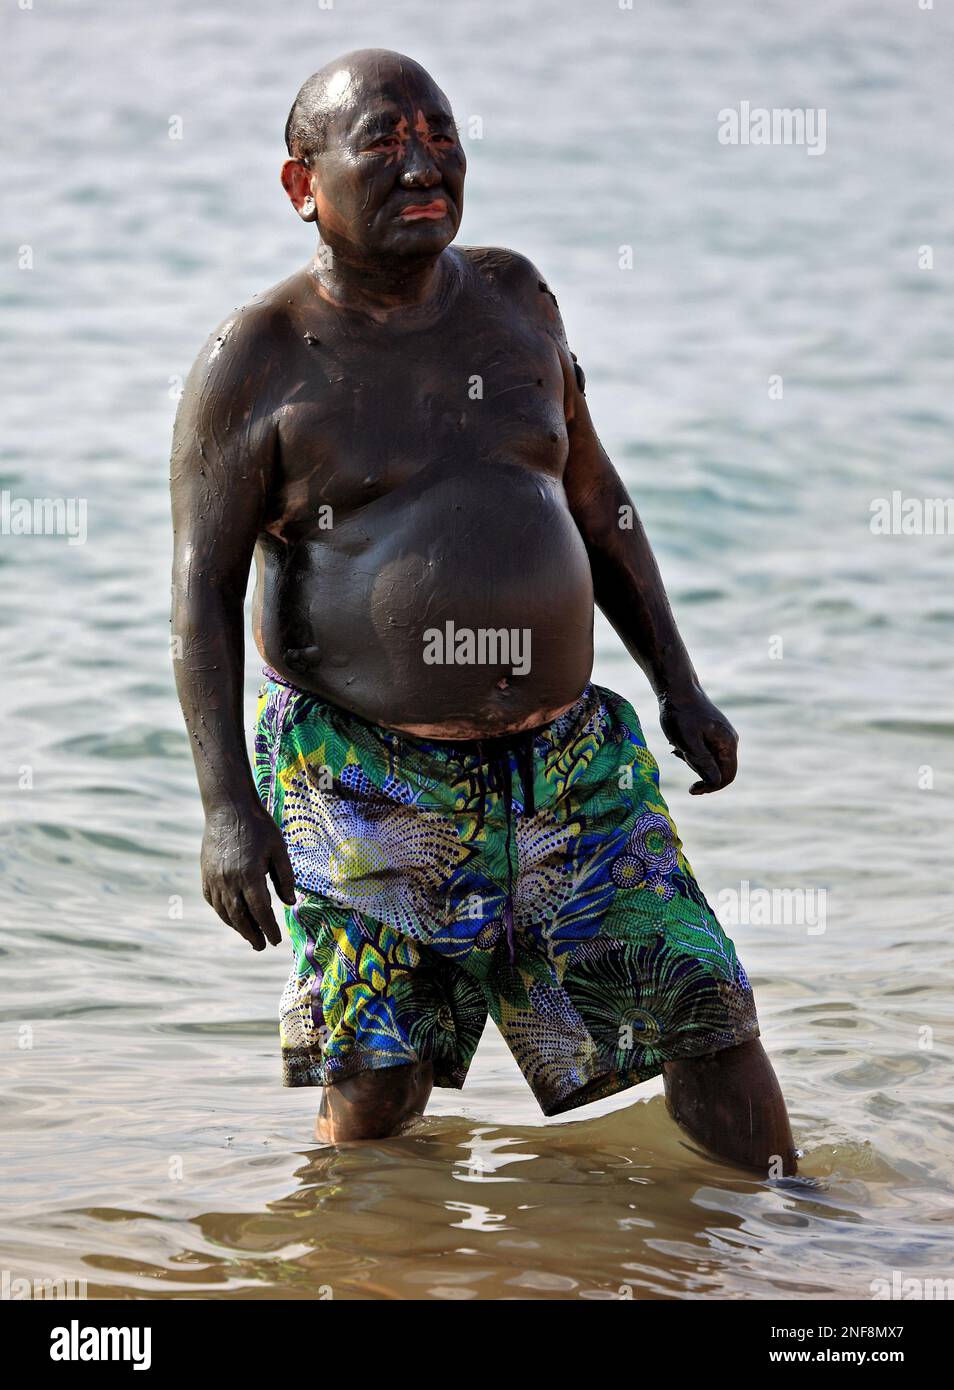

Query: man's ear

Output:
[281, 158, 318, 222]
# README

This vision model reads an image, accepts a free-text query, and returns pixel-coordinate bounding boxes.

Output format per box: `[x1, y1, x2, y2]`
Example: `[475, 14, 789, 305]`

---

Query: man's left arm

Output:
[558, 343, 738, 795]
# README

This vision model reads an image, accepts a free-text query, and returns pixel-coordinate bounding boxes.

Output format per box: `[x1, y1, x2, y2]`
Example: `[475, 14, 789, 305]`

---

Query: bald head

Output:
[280, 49, 465, 260]
[285, 48, 450, 166]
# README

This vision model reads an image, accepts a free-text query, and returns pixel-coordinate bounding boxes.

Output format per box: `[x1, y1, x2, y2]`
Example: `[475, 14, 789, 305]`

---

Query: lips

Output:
[398, 199, 448, 221]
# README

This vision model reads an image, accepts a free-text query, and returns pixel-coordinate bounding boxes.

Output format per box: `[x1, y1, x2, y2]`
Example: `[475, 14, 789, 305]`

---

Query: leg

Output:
[314, 1059, 434, 1143]
[663, 1039, 797, 1176]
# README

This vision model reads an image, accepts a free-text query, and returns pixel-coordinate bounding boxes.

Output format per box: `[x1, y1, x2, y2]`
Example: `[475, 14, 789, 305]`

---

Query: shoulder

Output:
[183, 272, 303, 404]
[457, 246, 586, 394]
[459, 245, 559, 312]
[172, 274, 305, 467]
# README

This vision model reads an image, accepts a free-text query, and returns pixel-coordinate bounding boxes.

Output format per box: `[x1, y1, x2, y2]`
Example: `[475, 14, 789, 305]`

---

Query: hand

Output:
[658, 685, 739, 795]
[200, 802, 297, 950]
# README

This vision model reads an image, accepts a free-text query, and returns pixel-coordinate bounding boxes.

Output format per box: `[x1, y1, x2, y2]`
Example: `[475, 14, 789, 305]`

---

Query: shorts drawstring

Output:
[472, 731, 537, 964]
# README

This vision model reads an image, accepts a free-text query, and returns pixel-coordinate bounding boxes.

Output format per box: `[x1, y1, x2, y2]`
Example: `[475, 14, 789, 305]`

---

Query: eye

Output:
[364, 134, 402, 153]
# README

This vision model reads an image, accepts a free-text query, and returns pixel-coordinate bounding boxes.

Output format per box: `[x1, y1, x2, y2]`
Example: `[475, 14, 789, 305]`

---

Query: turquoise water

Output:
[2, 0, 953, 1299]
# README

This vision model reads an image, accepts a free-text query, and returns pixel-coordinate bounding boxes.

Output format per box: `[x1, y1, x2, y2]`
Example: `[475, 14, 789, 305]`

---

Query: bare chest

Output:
[268, 311, 568, 536]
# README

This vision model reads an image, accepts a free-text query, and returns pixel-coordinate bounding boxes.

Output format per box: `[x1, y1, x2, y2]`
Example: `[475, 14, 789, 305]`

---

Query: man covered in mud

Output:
[170, 49, 796, 1171]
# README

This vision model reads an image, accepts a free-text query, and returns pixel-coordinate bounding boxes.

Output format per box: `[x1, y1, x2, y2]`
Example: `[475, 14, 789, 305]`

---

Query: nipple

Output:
[285, 645, 320, 671]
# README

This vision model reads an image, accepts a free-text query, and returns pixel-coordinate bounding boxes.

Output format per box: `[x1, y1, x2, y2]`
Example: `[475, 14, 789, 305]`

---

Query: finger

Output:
[226, 893, 268, 951]
[707, 730, 738, 788]
[208, 885, 235, 928]
[269, 850, 298, 906]
[244, 880, 283, 948]
[685, 741, 723, 795]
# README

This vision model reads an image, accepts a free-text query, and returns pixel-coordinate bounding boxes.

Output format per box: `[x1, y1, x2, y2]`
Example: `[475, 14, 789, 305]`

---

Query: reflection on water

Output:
[2, 1008, 952, 1301]
[2, 0, 954, 1299]
[8, 1103, 949, 1303]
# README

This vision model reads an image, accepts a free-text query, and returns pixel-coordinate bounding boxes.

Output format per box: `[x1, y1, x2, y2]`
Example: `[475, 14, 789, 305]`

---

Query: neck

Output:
[310, 238, 447, 318]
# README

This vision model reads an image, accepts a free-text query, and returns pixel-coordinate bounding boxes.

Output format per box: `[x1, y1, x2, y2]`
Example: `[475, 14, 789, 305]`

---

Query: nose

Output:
[399, 137, 441, 189]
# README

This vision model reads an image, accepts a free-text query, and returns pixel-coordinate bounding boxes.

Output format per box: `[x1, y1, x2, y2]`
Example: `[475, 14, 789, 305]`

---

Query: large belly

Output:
[254, 467, 595, 736]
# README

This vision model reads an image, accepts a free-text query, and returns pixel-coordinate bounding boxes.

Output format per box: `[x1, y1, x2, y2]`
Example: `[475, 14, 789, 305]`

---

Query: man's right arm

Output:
[170, 312, 295, 951]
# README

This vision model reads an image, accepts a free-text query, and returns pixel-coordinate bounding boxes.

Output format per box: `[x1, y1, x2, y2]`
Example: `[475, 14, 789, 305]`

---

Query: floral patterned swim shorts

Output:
[253, 671, 759, 1117]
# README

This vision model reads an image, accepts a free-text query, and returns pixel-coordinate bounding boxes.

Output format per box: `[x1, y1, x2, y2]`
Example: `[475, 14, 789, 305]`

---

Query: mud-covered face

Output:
[289, 62, 466, 260]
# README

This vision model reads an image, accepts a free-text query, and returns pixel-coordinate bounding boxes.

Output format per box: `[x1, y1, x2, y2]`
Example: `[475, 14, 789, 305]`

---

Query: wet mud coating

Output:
[250, 247, 596, 733]
[171, 49, 721, 759]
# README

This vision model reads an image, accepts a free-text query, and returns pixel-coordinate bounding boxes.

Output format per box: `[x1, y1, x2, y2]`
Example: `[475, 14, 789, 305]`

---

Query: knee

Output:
[315, 1061, 433, 1142]
[662, 1042, 796, 1175]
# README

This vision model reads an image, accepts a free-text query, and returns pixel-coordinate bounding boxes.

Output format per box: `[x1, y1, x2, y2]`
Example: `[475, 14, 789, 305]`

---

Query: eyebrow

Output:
[350, 109, 455, 140]
[351, 110, 400, 140]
